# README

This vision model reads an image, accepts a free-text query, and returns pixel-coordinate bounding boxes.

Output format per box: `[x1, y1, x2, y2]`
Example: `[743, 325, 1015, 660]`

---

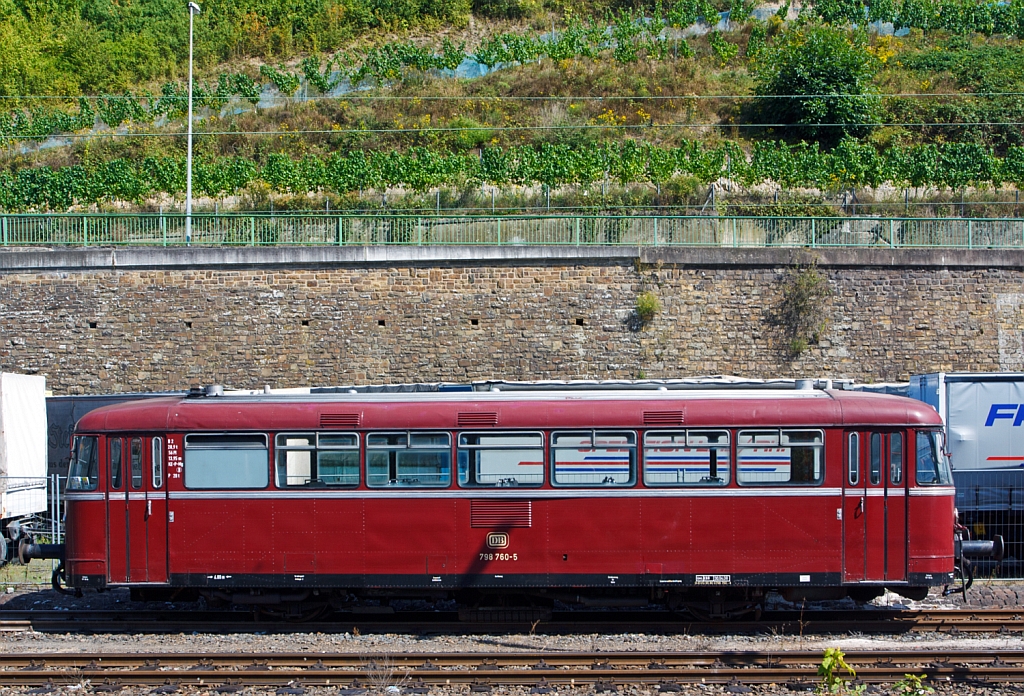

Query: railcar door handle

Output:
[856, 497, 864, 516]
[145, 500, 151, 520]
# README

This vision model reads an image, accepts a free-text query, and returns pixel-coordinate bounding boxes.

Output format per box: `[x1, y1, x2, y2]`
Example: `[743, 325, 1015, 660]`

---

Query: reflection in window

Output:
[458, 433, 543, 487]
[184, 434, 269, 489]
[367, 432, 451, 487]
[152, 437, 164, 489]
[110, 438, 123, 490]
[916, 430, 953, 485]
[131, 437, 143, 489]
[552, 431, 636, 486]
[870, 433, 881, 485]
[848, 432, 859, 486]
[890, 432, 903, 485]
[737, 429, 824, 485]
[275, 433, 359, 487]
[643, 430, 730, 486]
[68, 436, 99, 491]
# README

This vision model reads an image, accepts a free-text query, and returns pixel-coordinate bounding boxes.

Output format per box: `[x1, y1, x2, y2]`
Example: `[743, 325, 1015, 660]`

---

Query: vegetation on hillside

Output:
[1, 0, 1024, 213]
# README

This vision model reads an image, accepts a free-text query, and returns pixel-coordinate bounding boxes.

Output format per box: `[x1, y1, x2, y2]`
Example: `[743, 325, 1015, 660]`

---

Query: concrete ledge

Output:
[2, 245, 1023, 273]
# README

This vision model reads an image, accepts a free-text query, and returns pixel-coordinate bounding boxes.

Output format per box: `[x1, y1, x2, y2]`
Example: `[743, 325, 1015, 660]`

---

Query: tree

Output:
[753, 24, 880, 146]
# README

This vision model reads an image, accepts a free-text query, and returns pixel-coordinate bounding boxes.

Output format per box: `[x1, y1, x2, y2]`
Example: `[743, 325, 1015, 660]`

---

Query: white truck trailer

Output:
[0, 372, 49, 563]
[909, 372, 1024, 556]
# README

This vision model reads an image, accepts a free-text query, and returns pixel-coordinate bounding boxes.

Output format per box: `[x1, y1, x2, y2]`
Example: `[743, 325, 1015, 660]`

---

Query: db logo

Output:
[486, 532, 509, 549]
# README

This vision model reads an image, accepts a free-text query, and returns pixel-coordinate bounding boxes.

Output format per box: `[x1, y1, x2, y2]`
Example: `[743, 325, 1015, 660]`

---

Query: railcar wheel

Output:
[0, 535, 7, 566]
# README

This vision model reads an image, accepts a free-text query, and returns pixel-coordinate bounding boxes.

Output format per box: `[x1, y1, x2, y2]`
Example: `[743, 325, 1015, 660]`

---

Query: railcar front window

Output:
[552, 431, 636, 486]
[68, 436, 99, 491]
[276, 433, 359, 487]
[184, 434, 269, 489]
[916, 430, 952, 485]
[457, 433, 544, 487]
[367, 431, 451, 487]
[737, 429, 824, 485]
[643, 430, 730, 486]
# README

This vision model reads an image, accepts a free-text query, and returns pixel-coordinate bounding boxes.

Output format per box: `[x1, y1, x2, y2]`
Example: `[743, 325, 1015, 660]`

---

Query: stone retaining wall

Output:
[2, 247, 1022, 394]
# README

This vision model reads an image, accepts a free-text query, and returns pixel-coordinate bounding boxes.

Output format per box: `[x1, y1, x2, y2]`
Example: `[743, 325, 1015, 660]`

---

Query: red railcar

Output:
[57, 384, 956, 615]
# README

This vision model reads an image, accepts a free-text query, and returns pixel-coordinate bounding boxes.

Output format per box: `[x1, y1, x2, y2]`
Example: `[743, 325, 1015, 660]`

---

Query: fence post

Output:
[161, 213, 167, 247]
[1, 215, 6, 246]
[889, 219, 895, 248]
[811, 218, 816, 248]
[653, 216, 658, 247]
[250, 217, 256, 247]
[732, 218, 737, 248]
[575, 217, 580, 246]
[338, 217, 343, 246]
[417, 217, 423, 246]
[968, 218, 973, 249]
[83, 216, 89, 247]
[497, 217, 501, 245]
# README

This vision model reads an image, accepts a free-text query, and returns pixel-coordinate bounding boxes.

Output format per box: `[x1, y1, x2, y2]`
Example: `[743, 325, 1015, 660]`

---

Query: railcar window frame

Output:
[870, 433, 882, 485]
[915, 429, 953, 485]
[736, 428, 825, 486]
[457, 431, 544, 488]
[110, 438, 123, 490]
[275, 432, 360, 488]
[890, 432, 903, 485]
[152, 437, 163, 489]
[550, 430, 637, 487]
[642, 430, 731, 487]
[130, 437, 143, 490]
[183, 433, 270, 490]
[848, 432, 859, 486]
[366, 431, 452, 488]
[67, 435, 100, 491]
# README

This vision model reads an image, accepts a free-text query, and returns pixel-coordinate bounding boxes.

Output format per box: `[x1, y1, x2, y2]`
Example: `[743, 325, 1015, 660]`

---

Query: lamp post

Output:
[185, 0, 201, 246]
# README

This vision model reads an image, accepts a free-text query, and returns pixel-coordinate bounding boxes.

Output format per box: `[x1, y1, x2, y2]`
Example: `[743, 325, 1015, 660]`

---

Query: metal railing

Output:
[1, 213, 1023, 248]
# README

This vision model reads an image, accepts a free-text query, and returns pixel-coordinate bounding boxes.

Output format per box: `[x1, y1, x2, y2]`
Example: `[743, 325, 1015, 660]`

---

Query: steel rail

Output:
[0, 608, 1022, 635]
[0, 651, 1022, 688]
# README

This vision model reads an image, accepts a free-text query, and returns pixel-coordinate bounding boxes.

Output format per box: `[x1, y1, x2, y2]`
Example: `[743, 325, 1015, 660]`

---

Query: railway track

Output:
[0, 650, 1022, 689]
[0, 608, 1021, 635]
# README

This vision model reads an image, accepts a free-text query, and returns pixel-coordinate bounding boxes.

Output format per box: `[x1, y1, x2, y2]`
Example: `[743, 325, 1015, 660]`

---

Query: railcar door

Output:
[125, 436, 169, 583]
[843, 431, 907, 582]
[106, 437, 128, 584]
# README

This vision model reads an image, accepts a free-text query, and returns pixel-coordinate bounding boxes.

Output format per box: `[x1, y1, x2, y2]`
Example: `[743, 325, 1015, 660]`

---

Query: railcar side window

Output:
[110, 438, 123, 490]
[847, 433, 859, 486]
[916, 430, 953, 485]
[130, 437, 143, 489]
[152, 437, 163, 489]
[457, 432, 544, 487]
[68, 436, 99, 491]
[890, 432, 903, 485]
[367, 431, 451, 487]
[275, 433, 359, 487]
[737, 429, 824, 485]
[870, 433, 881, 485]
[643, 430, 730, 486]
[552, 431, 636, 486]
[184, 434, 269, 489]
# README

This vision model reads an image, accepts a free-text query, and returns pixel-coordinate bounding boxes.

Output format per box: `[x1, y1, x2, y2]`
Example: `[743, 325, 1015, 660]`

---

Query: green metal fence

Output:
[2, 214, 1023, 248]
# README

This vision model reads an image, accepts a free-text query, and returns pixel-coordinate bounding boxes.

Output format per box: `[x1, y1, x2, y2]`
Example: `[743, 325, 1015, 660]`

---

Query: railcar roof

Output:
[75, 388, 943, 432]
